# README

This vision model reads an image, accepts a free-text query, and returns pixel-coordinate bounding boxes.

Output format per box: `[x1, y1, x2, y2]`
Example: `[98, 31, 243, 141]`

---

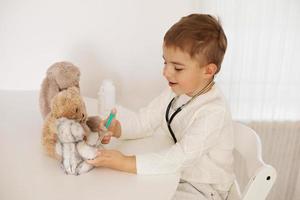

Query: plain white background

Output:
[0, 0, 199, 110]
[1, 0, 299, 120]
[1, 1, 300, 199]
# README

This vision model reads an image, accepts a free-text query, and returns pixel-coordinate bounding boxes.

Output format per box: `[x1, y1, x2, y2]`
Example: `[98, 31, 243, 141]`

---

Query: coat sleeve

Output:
[135, 108, 226, 174]
[116, 89, 172, 140]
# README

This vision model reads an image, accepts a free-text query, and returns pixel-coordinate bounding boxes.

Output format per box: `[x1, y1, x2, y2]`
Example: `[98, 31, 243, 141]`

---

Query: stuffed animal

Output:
[42, 86, 101, 160]
[40, 61, 101, 138]
[55, 117, 102, 175]
[39, 61, 81, 119]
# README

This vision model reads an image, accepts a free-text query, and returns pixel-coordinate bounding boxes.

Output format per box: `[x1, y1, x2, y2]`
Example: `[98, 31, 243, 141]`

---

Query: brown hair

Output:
[164, 14, 227, 74]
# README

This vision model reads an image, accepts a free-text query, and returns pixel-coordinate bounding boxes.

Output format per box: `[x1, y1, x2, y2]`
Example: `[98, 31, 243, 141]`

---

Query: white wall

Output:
[0, 0, 198, 110]
[1, 0, 299, 120]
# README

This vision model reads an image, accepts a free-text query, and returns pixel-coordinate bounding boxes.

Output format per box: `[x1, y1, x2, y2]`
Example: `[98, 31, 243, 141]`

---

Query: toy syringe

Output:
[94, 111, 116, 147]
[105, 111, 116, 128]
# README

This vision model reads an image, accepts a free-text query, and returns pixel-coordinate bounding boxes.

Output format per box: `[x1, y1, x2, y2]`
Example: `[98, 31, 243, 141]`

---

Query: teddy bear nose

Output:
[82, 113, 85, 118]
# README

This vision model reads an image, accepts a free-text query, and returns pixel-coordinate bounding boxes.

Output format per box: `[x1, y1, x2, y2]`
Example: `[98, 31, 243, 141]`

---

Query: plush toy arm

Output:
[76, 161, 94, 175]
[86, 116, 101, 132]
[86, 131, 108, 148]
[76, 141, 99, 175]
[77, 141, 98, 160]
[39, 77, 60, 119]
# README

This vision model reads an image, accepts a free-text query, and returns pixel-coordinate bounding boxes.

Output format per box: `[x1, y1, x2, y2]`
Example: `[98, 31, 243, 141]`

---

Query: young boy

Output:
[88, 14, 235, 200]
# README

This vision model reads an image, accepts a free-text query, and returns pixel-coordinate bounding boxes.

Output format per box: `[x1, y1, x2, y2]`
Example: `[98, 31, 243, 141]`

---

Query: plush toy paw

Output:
[76, 161, 94, 175]
[86, 132, 104, 147]
[86, 116, 101, 132]
[77, 141, 98, 160]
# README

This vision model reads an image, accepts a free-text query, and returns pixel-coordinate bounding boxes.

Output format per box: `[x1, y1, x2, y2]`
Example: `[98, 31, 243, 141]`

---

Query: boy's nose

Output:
[163, 65, 172, 79]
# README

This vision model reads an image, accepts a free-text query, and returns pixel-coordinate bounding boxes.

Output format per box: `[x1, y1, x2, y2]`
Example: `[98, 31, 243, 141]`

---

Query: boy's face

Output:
[163, 45, 211, 96]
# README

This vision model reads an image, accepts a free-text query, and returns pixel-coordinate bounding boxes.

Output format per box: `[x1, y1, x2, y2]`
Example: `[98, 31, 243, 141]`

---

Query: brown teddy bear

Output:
[39, 61, 81, 119]
[42, 86, 100, 159]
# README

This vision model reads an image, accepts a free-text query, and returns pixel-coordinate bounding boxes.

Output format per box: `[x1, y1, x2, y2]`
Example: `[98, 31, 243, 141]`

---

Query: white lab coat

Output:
[116, 84, 235, 199]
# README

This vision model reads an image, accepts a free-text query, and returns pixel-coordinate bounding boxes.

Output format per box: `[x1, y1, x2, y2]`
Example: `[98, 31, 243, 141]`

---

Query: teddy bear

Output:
[42, 86, 101, 160]
[55, 117, 102, 175]
[39, 61, 81, 119]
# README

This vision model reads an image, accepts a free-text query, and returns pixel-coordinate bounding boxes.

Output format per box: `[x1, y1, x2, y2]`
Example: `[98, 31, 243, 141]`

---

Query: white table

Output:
[0, 90, 179, 200]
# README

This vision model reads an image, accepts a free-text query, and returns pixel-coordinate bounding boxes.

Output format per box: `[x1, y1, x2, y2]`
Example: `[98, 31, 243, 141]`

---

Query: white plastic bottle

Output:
[97, 79, 116, 118]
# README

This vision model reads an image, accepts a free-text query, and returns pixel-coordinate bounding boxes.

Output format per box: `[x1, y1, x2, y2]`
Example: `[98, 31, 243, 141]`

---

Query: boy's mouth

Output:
[168, 81, 178, 87]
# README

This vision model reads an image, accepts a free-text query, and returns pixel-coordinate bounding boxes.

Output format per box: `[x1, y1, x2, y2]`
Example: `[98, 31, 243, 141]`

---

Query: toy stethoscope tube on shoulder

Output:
[165, 80, 215, 143]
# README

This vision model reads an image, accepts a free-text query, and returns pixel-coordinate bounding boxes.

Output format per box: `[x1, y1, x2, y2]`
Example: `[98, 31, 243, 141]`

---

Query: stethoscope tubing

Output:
[165, 80, 215, 143]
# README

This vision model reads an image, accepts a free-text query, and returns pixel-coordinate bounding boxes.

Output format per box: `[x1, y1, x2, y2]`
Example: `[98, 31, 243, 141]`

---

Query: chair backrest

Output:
[233, 122, 264, 178]
[228, 122, 277, 200]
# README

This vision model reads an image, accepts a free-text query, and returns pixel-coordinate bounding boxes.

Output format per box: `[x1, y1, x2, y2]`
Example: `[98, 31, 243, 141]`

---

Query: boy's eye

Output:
[175, 68, 183, 71]
[173, 63, 184, 71]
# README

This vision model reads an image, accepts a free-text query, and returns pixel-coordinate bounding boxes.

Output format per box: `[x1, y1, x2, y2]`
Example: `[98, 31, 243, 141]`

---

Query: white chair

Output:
[227, 122, 277, 200]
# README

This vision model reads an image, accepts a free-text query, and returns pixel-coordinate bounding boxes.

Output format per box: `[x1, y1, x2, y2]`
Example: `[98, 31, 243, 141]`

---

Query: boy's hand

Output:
[86, 150, 136, 173]
[98, 109, 121, 144]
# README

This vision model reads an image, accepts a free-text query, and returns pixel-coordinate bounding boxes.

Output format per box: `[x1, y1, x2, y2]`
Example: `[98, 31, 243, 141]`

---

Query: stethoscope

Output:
[165, 81, 215, 143]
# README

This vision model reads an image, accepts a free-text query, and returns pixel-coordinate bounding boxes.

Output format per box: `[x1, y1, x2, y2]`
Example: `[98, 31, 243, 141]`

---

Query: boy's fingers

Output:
[102, 135, 111, 140]
[106, 131, 113, 136]
[111, 119, 117, 126]
[111, 108, 117, 115]
[97, 150, 104, 156]
[103, 131, 113, 138]
[101, 135, 111, 144]
[86, 151, 105, 165]
[108, 120, 117, 132]
[101, 140, 110, 144]
[101, 137, 110, 144]
[102, 135, 109, 139]
[86, 157, 101, 165]
[99, 120, 108, 132]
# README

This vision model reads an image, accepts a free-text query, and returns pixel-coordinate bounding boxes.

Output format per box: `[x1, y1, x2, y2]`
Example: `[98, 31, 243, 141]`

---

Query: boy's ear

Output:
[204, 63, 218, 77]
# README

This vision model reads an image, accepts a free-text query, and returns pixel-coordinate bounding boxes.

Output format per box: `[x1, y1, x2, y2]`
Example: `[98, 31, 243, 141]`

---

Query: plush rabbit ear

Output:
[46, 63, 61, 90]
[48, 76, 60, 93]
[47, 61, 81, 91]
[46, 62, 59, 78]
[39, 75, 60, 119]
[39, 78, 48, 118]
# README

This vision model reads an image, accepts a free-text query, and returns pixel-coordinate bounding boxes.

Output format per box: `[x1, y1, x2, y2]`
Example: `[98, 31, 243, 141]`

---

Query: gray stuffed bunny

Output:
[55, 117, 104, 175]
